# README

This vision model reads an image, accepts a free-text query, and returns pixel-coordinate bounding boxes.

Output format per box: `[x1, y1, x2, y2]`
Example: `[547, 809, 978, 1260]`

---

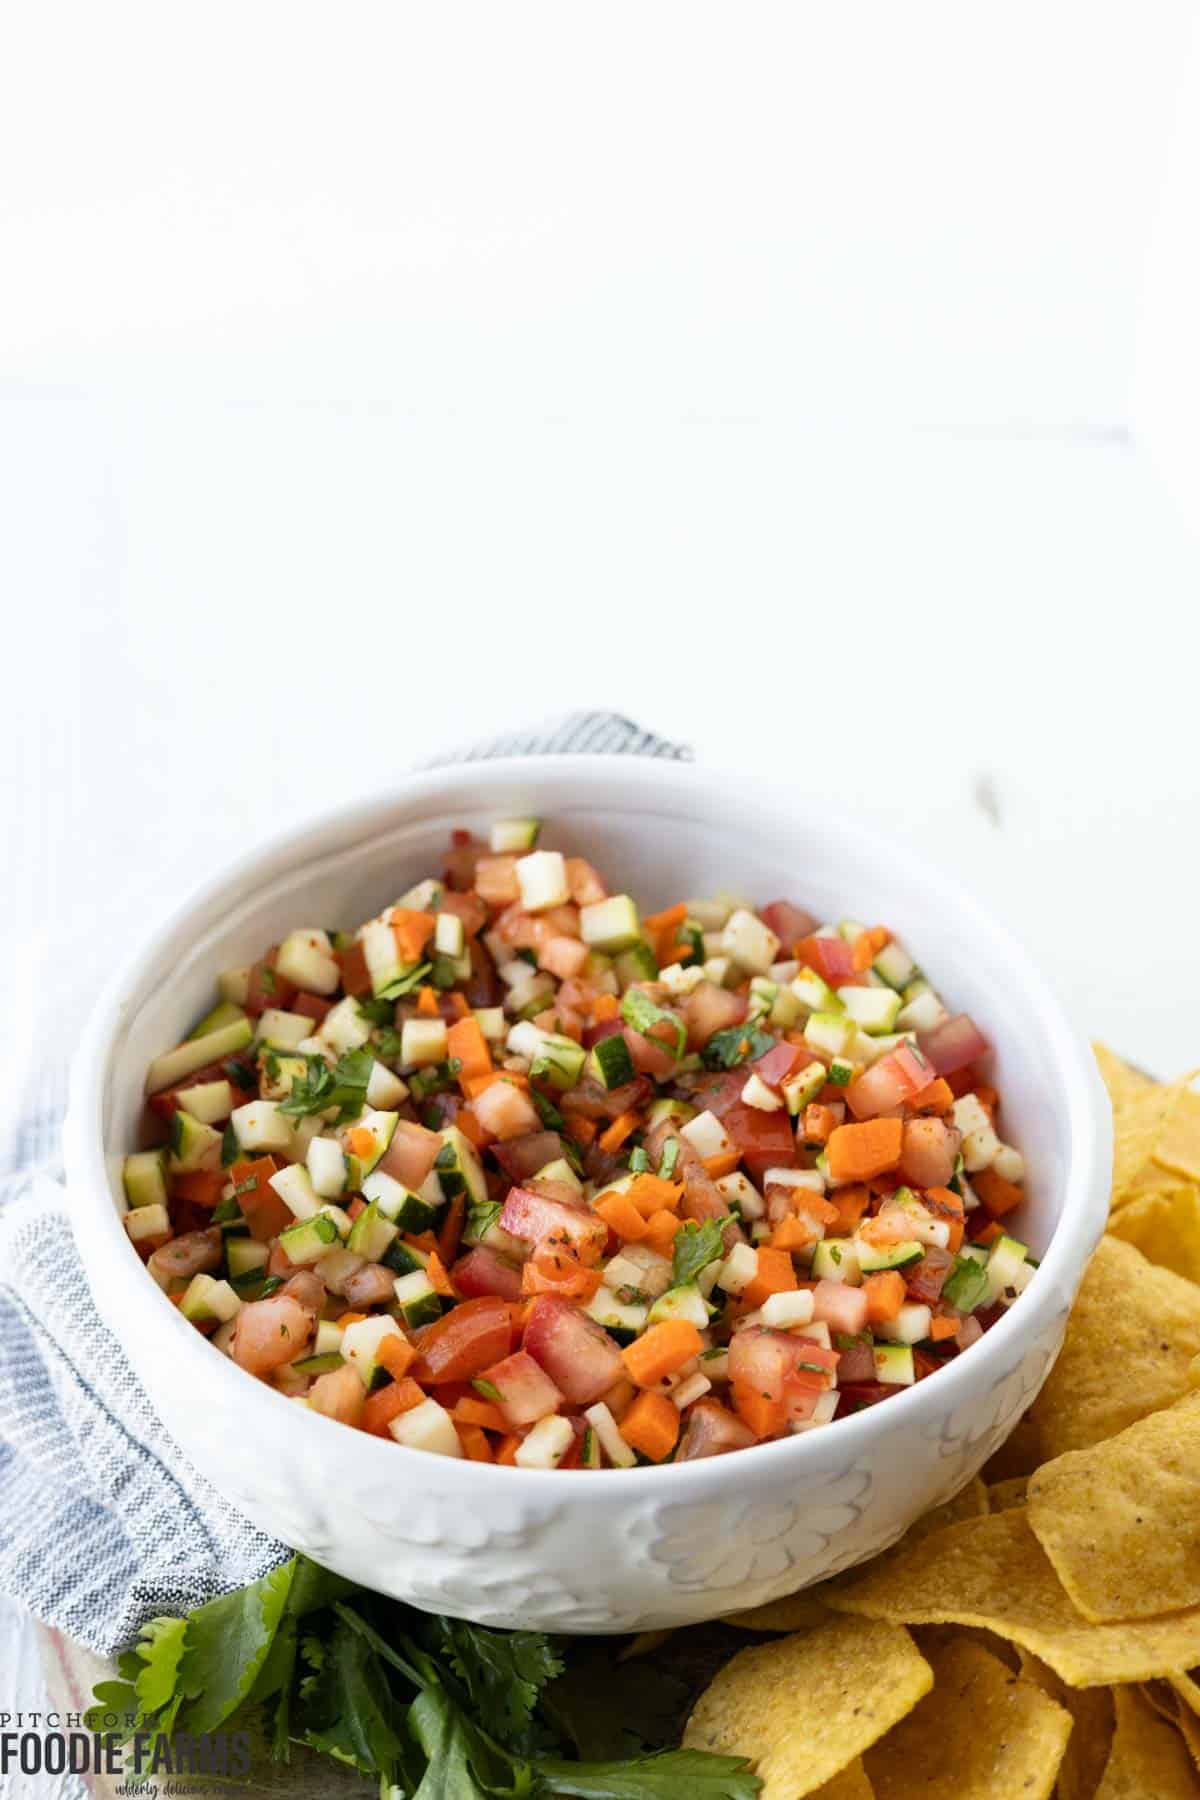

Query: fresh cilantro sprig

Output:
[700, 1026, 775, 1070]
[88, 1555, 761, 1798]
[279, 1049, 374, 1123]
[619, 990, 686, 1059]
[672, 1217, 728, 1288]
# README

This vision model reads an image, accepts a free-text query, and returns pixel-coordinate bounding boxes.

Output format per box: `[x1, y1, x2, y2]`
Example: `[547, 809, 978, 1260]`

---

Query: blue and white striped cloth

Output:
[0, 713, 689, 1657]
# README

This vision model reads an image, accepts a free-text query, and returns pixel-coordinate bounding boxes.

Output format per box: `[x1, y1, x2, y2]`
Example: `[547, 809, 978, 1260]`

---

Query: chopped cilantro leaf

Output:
[672, 1217, 727, 1288]
[279, 1049, 373, 1124]
[620, 989, 686, 1058]
[701, 1026, 775, 1070]
[942, 1254, 990, 1313]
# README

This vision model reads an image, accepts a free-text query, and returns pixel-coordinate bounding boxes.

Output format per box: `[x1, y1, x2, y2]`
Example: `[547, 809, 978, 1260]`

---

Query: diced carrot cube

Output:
[741, 1246, 798, 1310]
[598, 1111, 641, 1155]
[625, 1174, 684, 1217]
[456, 1423, 494, 1462]
[731, 1381, 786, 1440]
[621, 1320, 704, 1388]
[453, 1395, 508, 1433]
[907, 1078, 955, 1116]
[973, 1169, 1024, 1218]
[619, 1391, 681, 1462]
[447, 1016, 493, 1082]
[827, 1183, 871, 1235]
[826, 1118, 904, 1183]
[863, 1270, 906, 1324]
[362, 1377, 425, 1437]
[641, 1210, 682, 1258]
[495, 1433, 522, 1466]
[593, 1194, 648, 1242]
[377, 1335, 417, 1379]
[770, 1215, 818, 1253]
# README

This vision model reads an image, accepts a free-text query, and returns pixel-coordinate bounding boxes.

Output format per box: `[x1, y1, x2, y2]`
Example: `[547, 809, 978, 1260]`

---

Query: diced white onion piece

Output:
[583, 1402, 637, 1468]
[874, 1302, 933, 1345]
[720, 909, 781, 975]
[515, 850, 570, 913]
[760, 1289, 816, 1330]
[716, 1242, 759, 1296]
[269, 1163, 322, 1221]
[741, 1072, 784, 1112]
[671, 1372, 713, 1410]
[231, 1100, 295, 1156]
[388, 1397, 463, 1457]
[679, 1110, 735, 1161]
[366, 1061, 408, 1109]
[992, 1143, 1025, 1184]
[275, 929, 340, 996]
[514, 1414, 575, 1469]
[401, 1019, 448, 1068]
[714, 1171, 765, 1220]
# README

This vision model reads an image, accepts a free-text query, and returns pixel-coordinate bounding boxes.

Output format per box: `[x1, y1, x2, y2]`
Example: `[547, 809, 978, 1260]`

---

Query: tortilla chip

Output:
[722, 1479, 989, 1633]
[1029, 1236, 1200, 1458]
[1107, 1184, 1200, 1284]
[827, 1509, 1200, 1687]
[1110, 1077, 1199, 1209]
[987, 1476, 1029, 1513]
[1155, 1088, 1200, 1185]
[1096, 1685, 1197, 1799]
[1028, 1392, 1200, 1621]
[1142, 1680, 1183, 1722]
[1169, 1671, 1200, 1717]
[683, 1615, 932, 1799]
[1094, 1042, 1155, 1109]
[811, 1763, 874, 1800]
[981, 1412, 1045, 1482]
[721, 1587, 832, 1635]
[862, 1638, 1070, 1800]
[1018, 1649, 1116, 1800]
[911, 1623, 1021, 1671]
[1175, 1705, 1200, 1772]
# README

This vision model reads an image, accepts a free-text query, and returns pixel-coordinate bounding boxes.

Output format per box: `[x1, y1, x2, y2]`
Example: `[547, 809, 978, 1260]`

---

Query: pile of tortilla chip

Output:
[680, 1047, 1200, 1798]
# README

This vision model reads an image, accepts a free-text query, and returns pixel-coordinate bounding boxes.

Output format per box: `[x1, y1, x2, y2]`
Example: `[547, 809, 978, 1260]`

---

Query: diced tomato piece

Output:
[479, 1349, 563, 1426]
[899, 1117, 961, 1189]
[760, 900, 818, 946]
[411, 1297, 515, 1386]
[796, 935, 858, 985]
[753, 1040, 803, 1089]
[451, 1246, 525, 1302]
[245, 953, 298, 1017]
[681, 982, 747, 1050]
[676, 1397, 757, 1460]
[521, 1244, 603, 1302]
[471, 1079, 542, 1141]
[292, 990, 334, 1024]
[231, 1157, 292, 1241]
[378, 1120, 443, 1190]
[439, 889, 489, 938]
[903, 1250, 952, 1307]
[522, 1295, 624, 1405]
[622, 1024, 680, 1080]
[491, 1131, 563, 1183]
[728, 1325, 826, 1402]
[499, 1186, 608, 1264]
[846, 1043, 934, 1120]
[811, 1278, 870, 1336]
[702, 1071, 798, 1181]
[917, 1014, 990, 1078]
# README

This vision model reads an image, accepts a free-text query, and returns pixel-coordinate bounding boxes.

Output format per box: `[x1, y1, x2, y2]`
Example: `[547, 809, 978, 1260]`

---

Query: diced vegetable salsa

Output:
[125, 824, 1033, 1467]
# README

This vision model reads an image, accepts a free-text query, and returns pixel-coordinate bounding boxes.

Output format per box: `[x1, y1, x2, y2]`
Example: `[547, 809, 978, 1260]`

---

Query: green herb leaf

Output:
[358, 995, 397, 1026]
[299, 1611, 413, 1784]
[280, 1049, 374, 1124]
[942, 1254, 990, 1313]
[619, 990, 686, 1059]
[377, 961, 433, 1001]
[472, 1379, 502, 1402]
[428, 1617, 564, 1748]
[672, 1217, 727, 1288]
[700, 1027, 775, 1071]
[536, 1750, 760, 1797]
[531, 1088, 566, 1131]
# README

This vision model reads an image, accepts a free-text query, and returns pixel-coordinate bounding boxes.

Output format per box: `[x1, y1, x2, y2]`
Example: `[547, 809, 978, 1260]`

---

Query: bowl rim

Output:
[65, 753, 1113, 1493]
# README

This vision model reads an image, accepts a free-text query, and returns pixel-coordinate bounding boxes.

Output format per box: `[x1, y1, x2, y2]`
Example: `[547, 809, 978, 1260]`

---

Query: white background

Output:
[2, 0, 1200, 1101]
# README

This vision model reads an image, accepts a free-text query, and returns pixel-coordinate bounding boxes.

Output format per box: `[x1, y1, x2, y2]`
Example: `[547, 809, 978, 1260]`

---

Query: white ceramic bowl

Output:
[65, 756, 1111, 1632]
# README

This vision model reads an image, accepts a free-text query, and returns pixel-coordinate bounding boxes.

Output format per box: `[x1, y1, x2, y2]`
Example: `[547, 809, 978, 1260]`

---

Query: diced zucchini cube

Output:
[277, 1212, 340, 1266]
[346, 1201, 399, 1263]
[760, 1289, 815, 1329]
[180, 1273, 242, 1325]
[716, 1242, 759, 1295]
[489, 818, 541, 853]
[810, 1237, 862, 1284]
[872, 1343, 916, 1385]
[804, 1012, 858, 1058]
[790, 968, 839, 1017]
[837, 986, 902, 1035]
[515, 1415, 575, 1469]
[123, 1149, 169, 1211]
[124, 1202, 170, 1243]
[579, 895, 642, 953]
[144, 1015, 254, 1098]
[647, 1283, 710, 1329]
[318, 996, 373, 1056]
[342, 1314, 407, 1390]
[393, 1269, 442, 1328]
[306, 1135, 347, 1198]
[874, 1302, 933, 1345]
[169, 1109, 223, 1173]
[256, 1008, 315, 1050]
